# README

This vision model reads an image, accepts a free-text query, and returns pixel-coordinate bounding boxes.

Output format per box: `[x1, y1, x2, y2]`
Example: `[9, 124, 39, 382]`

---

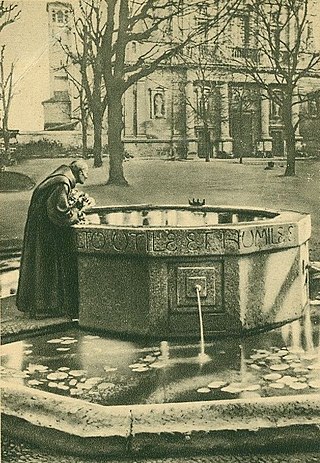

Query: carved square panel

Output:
[173, 263, 223, 311]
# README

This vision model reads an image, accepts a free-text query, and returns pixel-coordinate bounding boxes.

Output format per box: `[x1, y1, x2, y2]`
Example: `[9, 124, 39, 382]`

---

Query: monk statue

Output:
[16, 160, 90, 319]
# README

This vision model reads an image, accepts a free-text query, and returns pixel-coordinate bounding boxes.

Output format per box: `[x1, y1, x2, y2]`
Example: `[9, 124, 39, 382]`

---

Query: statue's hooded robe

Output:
[16, 165, 79, 319]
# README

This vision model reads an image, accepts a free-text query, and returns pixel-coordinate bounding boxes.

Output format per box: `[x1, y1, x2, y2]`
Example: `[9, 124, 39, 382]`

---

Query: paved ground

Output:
[1, 157, 320, 260]
[2, 436, 320, 463]
[0, 295, 73, 342]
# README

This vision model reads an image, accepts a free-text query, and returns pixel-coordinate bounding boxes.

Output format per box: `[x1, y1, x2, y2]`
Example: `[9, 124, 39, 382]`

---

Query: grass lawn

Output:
[1, 157, 319, 260]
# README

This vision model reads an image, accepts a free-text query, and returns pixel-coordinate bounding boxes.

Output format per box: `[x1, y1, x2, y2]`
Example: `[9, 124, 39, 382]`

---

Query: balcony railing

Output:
[231, 47, 260, 63]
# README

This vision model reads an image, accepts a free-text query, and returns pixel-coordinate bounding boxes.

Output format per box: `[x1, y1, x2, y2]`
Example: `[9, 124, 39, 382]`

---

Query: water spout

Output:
[195, 284, 210, 364]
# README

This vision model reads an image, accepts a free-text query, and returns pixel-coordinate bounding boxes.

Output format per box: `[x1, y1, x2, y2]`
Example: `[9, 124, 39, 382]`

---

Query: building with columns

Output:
[2, 0, 320, 157]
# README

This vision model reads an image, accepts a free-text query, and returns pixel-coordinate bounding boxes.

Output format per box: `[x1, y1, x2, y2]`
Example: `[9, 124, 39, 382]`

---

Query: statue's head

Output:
[70, 159, 89, 185]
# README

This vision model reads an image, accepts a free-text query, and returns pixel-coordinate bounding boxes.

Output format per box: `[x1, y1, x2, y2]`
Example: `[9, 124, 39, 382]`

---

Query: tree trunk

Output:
[204, 124, 210, 162]
[92, 110, 103, 168]
[80, 97, 88, 159]
[2, 116, 10, 166]
[283, 99, 296, 177]
[106, 91, 127, 185]
[82, 123, 88, 159]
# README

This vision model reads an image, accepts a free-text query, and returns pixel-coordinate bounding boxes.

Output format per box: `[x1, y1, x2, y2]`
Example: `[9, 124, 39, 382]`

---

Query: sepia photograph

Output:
[0, 0, 320, 462]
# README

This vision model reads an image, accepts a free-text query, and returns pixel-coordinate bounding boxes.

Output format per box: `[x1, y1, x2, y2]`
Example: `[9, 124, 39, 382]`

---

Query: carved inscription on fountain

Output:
[75, 223, 298, 256]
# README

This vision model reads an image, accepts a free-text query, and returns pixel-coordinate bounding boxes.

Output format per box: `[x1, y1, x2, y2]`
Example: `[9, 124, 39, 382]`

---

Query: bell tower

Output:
[42, 2, 73, 130]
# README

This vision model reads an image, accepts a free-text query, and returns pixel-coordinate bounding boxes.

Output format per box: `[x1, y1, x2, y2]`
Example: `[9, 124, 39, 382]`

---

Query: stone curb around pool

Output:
[1, 381, 320, 458]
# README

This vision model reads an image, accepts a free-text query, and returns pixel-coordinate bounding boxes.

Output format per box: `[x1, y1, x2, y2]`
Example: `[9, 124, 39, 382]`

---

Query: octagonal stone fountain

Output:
[2, 205, 319, 460]
[74, 205, 311, 338]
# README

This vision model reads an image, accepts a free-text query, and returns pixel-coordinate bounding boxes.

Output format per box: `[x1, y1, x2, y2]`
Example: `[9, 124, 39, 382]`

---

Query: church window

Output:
[52, 9, 69, 24]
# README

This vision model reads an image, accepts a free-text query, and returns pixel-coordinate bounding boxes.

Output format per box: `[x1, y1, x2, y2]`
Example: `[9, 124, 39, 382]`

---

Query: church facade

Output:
[3, 0, 320, 158]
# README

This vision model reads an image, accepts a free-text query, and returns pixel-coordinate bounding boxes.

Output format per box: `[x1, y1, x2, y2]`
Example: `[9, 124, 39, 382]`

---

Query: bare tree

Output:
[0, 45, 14, 159]
[61, 0, 108, 167]
[230, 0, 320, 176]
[61, 62, 91, 159]
[100, 0, 242, 185]
[0, 2, 20, 167]
[0, 1, 20, 33]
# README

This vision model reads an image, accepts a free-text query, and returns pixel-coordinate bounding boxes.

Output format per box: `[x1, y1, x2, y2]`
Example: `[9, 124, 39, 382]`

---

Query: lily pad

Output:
[69, 379, 77, 386]
[283, 354, 299, 361]
[293, 367, 309, 374]
[245, 384, 261, 391]
[60, 340, 78, 345]
[276, 375, 297, 384]
[47, 339, 63, 344]
[28, 379, 42, 386]
[269, 382, 285, 389]
[78, 382, 92, 390]
[269, 364, 290, 371]
[221, 385, 243, 394]
[264, 373, 282, 381]
[309, 380, 320, 388]
[57, 384, 70, 391]
[24, 350, 33, 355]
[289, 382, 309, 390]
[275, 350, 288, 357]
[58, 367, 70, 371]
[68, 370, 87, 377]
[47, 372, 69, 381]
[207, 381, 226, 389]
[197, 387, 211, 393]
[56, 348, 70, 352]
[48, 382, 58, 388]
[27, 364, 48, 373]
[249, 364, 261, 370]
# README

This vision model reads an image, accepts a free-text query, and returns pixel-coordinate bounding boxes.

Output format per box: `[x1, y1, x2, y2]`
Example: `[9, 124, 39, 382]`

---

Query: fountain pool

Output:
[1, 307, 319, 457]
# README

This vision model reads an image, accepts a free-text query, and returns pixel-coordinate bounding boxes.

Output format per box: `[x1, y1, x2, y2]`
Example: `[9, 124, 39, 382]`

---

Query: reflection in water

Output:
[304, 306, 314, 353]
[1, 312, 319, 406]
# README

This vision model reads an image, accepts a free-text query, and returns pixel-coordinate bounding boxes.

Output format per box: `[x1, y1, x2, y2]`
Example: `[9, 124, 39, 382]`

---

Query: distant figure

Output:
[16, 160, 89, 319]
[264, 161, 275, 170]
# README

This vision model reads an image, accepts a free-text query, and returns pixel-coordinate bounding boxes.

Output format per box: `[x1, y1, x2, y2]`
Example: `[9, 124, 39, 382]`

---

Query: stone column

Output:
[136, 78, 147, 137]
[219, 82, 233, 154]
[185, 80, 197, 154]
[260, 92, 272, 155]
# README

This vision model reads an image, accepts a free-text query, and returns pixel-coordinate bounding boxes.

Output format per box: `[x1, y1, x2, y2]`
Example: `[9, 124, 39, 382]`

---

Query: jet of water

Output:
[195, 284, 210, 364]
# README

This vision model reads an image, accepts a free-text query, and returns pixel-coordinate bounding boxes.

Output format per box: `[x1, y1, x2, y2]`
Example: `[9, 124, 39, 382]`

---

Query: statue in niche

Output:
[154, 92, 165, 118]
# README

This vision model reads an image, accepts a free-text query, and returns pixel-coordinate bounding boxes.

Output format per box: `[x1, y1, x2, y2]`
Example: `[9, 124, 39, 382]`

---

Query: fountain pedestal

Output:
[74, 206, 311, 338]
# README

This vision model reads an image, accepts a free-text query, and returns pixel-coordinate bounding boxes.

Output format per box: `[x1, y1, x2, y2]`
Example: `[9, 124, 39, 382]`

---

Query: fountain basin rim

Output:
[2, 380, 320, 439]
[73, 206, 311, 256]
[74, 204, 311, 229]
